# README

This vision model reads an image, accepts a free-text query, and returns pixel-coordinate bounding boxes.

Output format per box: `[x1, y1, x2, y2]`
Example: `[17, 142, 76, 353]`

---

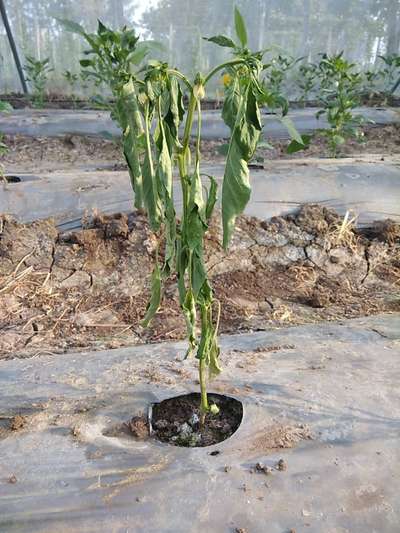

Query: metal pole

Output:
[391, 75, 400, 95]
[0, 0, 28, 94]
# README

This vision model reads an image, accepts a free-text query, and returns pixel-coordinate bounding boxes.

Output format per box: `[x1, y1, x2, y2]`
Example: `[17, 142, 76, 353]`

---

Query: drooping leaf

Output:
[116, 79, 144, 208]
[186, 162, 207, 250]
[164, 76, 185, 148]
[287, 134, 311, 154]
[222, 75, 241, 130]
[204, 35, 236, 48]
[182, 288, 197, 357]
[205, 176, 218, 221]
[196, 298, 221, 376]
[279, 115, 303, 144]
[141, 260, 162, 327]
[234, 7, 248, 47]
[142, 98, 161, 230]
[222, 83, 262, 248]
[155, 108, 176, 276]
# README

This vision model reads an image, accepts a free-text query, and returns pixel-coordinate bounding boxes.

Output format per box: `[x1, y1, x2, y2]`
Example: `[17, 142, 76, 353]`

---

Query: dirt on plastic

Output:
[3, 123, 400, 174]
[0, 204, 399, 360]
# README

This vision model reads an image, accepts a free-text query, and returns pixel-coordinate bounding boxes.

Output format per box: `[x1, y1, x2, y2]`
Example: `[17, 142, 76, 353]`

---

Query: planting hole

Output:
[4, 175, 22, 183]
[150, 393, 243, 447]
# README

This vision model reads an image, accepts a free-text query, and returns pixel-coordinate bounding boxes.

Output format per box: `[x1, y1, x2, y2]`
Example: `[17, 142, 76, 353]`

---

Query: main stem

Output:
[179, 88, 210, 425]
[199, 358, 209, 425]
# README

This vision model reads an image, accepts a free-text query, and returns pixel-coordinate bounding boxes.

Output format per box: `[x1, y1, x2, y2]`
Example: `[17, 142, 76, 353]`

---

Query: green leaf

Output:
[186, 163, 207, 250]
[55, 18, 87, 37]
[116, 80, 145, 209]
[97, 20, 108, 34]
[333, 134, 345, 145]
[205, 176, 218, 221]
[155, 109, 176, 276]
[279, 115, 303, 144]
[142, 125, 161, 230]
[142, 40, 166, 53]
[141, 260, 162, 327]
[287, 134, 311, 154]
[128, 44, 150, 65]
[196, 299, 221, 376]
[0, 101, 12, 113]
[234, 7, 248, 47]
[182, 288, 197, 357]
[164, 76, 185, 148]
[204, 35, 236, 48]
[217, 143, 229, 156]
[222, 82, 262, 248]
[79, 59, 93, 68]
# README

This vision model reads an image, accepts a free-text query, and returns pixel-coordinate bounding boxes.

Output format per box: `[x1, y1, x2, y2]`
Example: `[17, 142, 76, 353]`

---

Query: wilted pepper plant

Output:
[59, 9, 305, 426]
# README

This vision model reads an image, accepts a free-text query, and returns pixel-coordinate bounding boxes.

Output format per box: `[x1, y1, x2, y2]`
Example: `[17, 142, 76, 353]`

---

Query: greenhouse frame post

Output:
[0, 0, 28, 94]
[392, 75, 400, 95]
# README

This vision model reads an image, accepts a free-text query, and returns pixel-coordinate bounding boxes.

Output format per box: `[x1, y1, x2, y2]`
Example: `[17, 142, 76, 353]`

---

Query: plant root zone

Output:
[150, 393, 243, 447]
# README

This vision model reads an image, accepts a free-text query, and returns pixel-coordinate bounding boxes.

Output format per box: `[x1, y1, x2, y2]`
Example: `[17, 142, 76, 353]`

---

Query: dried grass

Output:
[327, 210, 359, 251]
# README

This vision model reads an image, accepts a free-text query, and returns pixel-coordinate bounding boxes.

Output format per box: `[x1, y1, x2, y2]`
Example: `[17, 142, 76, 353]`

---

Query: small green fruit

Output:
[210, 403, 220, 415]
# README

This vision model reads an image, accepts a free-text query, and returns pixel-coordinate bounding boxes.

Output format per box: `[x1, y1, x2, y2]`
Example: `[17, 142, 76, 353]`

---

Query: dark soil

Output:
[151, 393, 243, 447]
[200, 123, 400, 163]
[2, 92, 399, 110]
[128, 416, 150, 439]
[0, 93, 224, 111]
[0, 205, 399, 359]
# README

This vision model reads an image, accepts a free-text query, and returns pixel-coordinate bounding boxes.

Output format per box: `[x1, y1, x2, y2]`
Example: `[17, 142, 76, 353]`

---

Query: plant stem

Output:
[199, 358, 209, 426]
[203, 58, 245, 85]
[167, 69, 192, 91]
[181, 91, 197, 154]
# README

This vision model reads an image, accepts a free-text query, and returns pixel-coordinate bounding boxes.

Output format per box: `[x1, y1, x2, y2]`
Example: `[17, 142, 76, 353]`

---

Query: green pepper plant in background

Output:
[295, 62, 319, 106]
[24, 56, 53, 108]
[316, 52, 366, 157]
[378, 54, 400, 99]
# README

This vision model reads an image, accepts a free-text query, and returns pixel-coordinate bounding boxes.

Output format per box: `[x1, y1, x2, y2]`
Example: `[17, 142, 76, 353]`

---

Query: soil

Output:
[128, 416, 150, 439]
[3, 124, 399, 175]
[0, 204, 399, 360]
[0, 93, 224, 111]
[2, 133, 123, 173]
[200, 123, 400, 163]
[2, 92, 399, 110]
[151, 392, 243, 447]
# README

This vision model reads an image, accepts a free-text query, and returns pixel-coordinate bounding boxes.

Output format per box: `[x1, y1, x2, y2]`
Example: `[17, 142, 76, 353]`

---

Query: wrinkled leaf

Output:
[222, 82, 261, 248]
[141, 260, 162, 327]
[142, 99, 161, 230]
[205, 176, 218, 221]
[116, 80, 144, 208]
